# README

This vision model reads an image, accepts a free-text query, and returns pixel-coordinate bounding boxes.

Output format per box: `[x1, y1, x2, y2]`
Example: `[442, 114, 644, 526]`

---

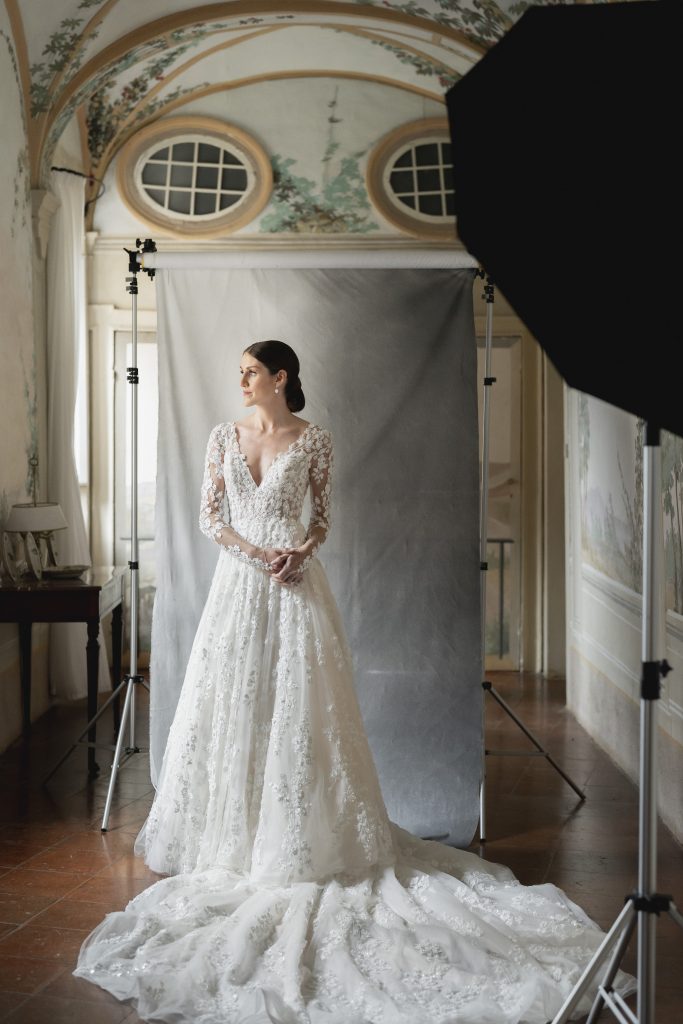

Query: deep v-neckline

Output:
[231, 421, 312, 489]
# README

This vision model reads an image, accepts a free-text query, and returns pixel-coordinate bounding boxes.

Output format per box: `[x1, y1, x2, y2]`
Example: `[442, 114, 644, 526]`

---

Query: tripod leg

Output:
[101, 679, 134, 832]
[42, 675, 132, 784]
[111, 604, 123, 732]
[584, 904, 637, 1024]
[86, 620, 100, 777]
[484, 683, 586, 799]
[551, 900, 635, 1024]
[669, 901, 683, 930]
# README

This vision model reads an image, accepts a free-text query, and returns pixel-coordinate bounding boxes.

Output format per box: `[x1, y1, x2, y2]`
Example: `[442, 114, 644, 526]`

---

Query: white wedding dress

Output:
[74, 420, 635, 1023]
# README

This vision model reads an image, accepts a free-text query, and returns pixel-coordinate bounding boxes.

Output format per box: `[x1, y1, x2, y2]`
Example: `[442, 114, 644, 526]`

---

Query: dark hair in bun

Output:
[244, 339, 305, 412]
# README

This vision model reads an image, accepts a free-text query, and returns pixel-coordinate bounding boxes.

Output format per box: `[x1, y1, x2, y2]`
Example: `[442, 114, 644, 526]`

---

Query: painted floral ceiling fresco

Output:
[8, 0, 607, 219]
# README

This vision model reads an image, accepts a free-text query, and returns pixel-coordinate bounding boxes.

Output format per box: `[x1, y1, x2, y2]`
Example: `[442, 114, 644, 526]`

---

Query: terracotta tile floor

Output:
[0, 671, 681, 1022]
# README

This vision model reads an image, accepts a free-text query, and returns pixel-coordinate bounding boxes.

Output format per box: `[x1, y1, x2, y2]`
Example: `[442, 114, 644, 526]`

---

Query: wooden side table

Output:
[0, 566, 126, 776]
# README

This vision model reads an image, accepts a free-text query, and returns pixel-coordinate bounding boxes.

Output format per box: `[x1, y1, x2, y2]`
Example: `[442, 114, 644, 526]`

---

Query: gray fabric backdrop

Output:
[151, 267, 481, 846]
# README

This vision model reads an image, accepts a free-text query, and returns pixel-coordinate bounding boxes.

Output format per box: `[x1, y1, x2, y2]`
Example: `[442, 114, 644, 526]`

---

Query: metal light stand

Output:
[551, 423, 682, 1024]
[476, 270, 584, 844]
[44, 239, 157, 833]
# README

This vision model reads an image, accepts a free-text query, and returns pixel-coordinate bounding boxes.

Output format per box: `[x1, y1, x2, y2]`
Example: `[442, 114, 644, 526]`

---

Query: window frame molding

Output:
[366, 117, 456, 240]
[115, 116, 273, 238]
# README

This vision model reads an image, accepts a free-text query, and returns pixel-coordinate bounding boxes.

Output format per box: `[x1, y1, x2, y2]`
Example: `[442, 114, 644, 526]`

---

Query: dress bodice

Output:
[198, 419, 334, 559]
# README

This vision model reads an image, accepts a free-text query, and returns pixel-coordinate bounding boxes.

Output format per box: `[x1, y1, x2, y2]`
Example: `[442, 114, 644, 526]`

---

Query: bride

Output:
[74, 339, 635, 1023]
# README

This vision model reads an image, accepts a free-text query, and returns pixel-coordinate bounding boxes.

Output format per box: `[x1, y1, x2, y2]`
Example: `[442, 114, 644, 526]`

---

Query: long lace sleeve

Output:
[301, 427, 333, 568]
[198, 424, 229, 543]
[198, 424, 269, 571]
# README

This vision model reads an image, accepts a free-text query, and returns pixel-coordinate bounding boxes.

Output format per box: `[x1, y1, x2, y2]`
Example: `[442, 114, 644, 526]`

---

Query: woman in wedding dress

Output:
[74, 340, 635, 1023]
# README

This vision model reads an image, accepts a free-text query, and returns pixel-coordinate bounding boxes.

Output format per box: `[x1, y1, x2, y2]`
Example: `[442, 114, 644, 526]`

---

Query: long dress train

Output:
[73, 420, 636, 1023]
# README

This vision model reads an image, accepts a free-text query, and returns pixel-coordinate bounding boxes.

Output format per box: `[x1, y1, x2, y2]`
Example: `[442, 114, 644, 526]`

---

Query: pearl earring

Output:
[275, 387, 279, 394]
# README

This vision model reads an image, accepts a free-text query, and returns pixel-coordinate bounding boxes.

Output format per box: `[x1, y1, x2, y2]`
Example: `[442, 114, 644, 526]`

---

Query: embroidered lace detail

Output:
[75, 837, 637, 1023]
[198, 420, 333, 578]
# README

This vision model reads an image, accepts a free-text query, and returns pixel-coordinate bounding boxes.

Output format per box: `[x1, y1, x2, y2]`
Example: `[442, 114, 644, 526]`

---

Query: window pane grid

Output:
[387, 139, 454, 221]
[138, 135, 251, 219]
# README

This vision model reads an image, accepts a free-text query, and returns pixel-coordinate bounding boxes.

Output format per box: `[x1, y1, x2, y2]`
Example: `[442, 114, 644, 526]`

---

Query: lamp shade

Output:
[5, 502, 68, 532]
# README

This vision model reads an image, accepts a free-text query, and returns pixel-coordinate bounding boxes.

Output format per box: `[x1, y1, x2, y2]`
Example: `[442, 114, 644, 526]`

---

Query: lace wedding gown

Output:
[74, 420, 635, 1023]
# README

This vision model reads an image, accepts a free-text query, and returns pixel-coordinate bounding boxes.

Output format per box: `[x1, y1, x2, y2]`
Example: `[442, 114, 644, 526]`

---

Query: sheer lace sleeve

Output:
[198, 424, 229, 543]
[302, 427, 333, 566]
[198, 424, 269, 571]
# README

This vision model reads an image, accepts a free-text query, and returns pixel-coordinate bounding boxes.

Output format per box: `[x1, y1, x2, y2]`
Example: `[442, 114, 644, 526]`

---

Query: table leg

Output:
[111, 602, 122, 733]
[86, 619, 100, 778]
[18, 622, 32, 737]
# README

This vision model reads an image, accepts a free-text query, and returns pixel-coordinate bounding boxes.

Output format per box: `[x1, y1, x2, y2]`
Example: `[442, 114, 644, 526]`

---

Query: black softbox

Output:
[446, 0, 681, 438]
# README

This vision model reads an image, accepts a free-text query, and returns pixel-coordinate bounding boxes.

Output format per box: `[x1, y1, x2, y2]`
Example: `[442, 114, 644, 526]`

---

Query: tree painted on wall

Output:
[260, 87, 379, 234]
[259, 154, 379, 233]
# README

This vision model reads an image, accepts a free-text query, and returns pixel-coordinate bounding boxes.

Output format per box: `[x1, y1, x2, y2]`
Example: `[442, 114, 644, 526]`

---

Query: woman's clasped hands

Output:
[261, 545, 306, 586]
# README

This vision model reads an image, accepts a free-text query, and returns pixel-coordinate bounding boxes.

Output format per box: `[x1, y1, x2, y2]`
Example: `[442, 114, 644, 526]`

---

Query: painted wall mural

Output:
[85, 41, 209, 164]
[42, 24, 212, 182]
[360, 34, 460, 89]
[259, 89, 379, 233]
[577, 394, 683, 616]
[261, 154, 379, 234]
[578, 395, 643, 594]
[20, 0, 500, 188]
[29, 0, 110, 117]
[93, 76, 444, 236]
[68, 20, 460, 191]
[0, 14, 37, 540]
[23, 0, 621, 203]
[351, 0, 509, 49]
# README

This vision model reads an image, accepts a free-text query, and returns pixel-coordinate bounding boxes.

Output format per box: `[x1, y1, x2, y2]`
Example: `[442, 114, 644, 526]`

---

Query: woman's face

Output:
[240, 352, 283, 407]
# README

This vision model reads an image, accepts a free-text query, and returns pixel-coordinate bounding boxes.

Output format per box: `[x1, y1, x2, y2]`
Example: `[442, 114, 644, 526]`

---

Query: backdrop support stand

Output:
[476, 272, 584, 844]
[44, 239, 157, 833]
[550, 423, 682, 1024]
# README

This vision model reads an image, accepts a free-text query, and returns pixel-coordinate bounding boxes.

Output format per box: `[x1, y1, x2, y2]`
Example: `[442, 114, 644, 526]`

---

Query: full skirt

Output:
[74, 548, 636, 1022]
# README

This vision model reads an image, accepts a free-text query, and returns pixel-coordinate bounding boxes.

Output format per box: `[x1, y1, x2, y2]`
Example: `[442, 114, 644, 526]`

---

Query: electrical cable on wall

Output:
[51, 165, 105, 213]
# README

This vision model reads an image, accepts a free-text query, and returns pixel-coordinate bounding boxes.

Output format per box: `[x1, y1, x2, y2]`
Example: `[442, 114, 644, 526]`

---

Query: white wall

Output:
[566, 389, 683, 843]
[0, 9, 48, 750]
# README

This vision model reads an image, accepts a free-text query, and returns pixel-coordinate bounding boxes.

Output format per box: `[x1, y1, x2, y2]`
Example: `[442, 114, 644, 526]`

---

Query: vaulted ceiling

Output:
[9, 1, 526, 183]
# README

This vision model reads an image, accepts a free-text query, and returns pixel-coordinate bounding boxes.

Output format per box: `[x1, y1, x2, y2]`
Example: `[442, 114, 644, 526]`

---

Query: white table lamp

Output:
[5, 501, 68, 566]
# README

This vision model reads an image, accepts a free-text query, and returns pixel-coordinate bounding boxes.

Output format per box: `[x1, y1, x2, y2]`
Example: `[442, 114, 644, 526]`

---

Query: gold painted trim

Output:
[45, 2, 483, 133]
[115, 115, 273, 238]
[366, 117, 456, 241]
[339, 24, 460, 80]
[115, 26, 284, 140]
[29, 0, 122, 180]
[154, 69, 443, 119]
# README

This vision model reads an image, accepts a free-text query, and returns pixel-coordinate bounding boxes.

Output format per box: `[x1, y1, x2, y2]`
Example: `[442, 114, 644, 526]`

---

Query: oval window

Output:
[116, 117, 272, 237]
[367, 119, 456, 240]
